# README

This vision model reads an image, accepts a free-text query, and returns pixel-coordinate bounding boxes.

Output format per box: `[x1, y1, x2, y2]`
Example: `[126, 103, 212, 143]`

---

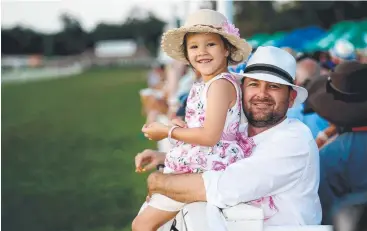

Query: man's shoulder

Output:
[267, 118, 314, 145]
[286, 118, 314, 137]
[265, 119, 317, 157]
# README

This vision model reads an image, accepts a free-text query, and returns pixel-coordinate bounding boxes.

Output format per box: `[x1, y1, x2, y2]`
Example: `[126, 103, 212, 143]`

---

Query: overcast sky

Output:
[1, 0, 201, 32]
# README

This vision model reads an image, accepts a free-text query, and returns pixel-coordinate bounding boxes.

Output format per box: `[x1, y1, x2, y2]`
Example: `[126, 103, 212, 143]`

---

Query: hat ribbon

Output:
[243, 64, 294, 84]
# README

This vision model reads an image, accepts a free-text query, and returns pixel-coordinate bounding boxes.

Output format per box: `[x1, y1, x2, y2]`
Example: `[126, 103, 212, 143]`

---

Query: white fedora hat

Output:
[235, 46, 308, 107]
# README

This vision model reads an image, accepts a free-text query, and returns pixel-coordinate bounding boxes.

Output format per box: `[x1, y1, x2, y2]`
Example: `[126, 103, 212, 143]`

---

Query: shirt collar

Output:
[242, 118, 290, 145]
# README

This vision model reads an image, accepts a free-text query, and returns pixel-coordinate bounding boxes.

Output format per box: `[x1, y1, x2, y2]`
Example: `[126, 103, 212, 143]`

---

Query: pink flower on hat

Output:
[221, 20, 240, 38]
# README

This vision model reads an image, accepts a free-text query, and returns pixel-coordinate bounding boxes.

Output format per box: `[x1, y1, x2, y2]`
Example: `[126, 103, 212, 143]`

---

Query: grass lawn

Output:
[2, 68, 155, 231]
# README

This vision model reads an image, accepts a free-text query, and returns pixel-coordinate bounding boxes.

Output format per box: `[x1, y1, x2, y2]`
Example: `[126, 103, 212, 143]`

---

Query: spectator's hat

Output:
[330, 40, 357, 61]
[235, 46, 308, 107]
[307, 61, 367, 127]
[161, 9, 252, 65]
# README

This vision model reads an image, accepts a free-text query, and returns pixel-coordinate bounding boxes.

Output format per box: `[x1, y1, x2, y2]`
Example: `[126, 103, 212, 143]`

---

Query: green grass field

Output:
[2, 68, 155, 231]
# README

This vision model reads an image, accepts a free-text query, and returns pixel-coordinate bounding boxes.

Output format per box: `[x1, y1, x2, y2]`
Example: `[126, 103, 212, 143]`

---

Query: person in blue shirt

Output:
[287, 58, 329, 138]
[306, 61, 367, 225]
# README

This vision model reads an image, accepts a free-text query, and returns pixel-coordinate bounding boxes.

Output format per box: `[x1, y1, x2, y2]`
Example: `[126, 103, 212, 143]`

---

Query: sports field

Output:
[2, 68, 155, 231]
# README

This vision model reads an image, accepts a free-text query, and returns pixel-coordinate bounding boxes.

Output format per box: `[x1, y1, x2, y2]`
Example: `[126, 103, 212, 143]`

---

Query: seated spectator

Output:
[141, 62, 191, 125]
[287, 58, 329, 139]
[148, 63, 166, 89]
[311, 51, 335, 73]
[329, 40, 357, 65]
[358, 48, 367, 64]
[320, 62, 334, 75]
[165, 61, 188, 120]
[306, 61, 367, 224]
[140, 63, 167, 117]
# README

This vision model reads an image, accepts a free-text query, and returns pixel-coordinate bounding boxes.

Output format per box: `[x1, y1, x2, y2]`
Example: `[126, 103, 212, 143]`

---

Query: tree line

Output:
[2, 1, 366, 56]
[1, 12, 166, 56]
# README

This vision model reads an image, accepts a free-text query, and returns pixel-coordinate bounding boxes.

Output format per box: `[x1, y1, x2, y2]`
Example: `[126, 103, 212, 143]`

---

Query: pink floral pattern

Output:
[212, 161, 227, 171]
[248, 196, 279, 220]
[165, 73, 254, 173]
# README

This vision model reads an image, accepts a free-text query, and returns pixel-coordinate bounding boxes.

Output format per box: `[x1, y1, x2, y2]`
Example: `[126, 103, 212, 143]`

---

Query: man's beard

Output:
[244, 109, 285, 127]
[243, 97, 287, 128]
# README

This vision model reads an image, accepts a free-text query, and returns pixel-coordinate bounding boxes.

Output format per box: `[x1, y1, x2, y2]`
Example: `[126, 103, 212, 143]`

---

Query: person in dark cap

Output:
[306, 61, 367, 225]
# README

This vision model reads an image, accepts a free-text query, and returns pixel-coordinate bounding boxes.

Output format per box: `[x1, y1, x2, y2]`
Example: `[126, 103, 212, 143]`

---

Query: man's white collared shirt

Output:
[202, 118, 322, 225]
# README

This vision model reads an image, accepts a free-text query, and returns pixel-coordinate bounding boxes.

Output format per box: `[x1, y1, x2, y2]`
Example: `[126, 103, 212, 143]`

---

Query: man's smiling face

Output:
[242, 78, 297, 128]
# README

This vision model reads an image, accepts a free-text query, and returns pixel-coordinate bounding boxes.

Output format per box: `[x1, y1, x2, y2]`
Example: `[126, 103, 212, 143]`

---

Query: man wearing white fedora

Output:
[136, 46, 322, 228]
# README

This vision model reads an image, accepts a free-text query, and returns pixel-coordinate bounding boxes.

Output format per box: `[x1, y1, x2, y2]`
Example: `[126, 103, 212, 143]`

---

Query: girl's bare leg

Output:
[132, 205, 178, 231]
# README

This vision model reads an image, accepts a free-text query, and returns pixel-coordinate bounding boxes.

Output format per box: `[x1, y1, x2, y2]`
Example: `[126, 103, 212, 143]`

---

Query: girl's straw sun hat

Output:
[161, 9, 252, 65]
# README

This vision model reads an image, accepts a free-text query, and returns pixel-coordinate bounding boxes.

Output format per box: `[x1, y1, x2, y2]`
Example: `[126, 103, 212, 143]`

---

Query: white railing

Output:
[158, 202, 333, 231]
[1, 63, 84, 84]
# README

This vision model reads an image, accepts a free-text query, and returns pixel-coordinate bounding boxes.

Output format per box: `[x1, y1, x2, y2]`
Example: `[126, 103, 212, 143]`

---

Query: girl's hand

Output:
[171, 118, 188, 128]
[142, 122, 170, 141]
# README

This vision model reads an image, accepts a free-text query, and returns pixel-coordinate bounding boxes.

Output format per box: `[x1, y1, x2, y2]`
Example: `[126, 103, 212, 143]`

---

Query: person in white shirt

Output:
[135, 46, 322, 228]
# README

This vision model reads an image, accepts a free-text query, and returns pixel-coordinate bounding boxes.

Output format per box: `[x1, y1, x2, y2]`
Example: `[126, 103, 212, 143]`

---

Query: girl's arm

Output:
[171, 79, 236, 146]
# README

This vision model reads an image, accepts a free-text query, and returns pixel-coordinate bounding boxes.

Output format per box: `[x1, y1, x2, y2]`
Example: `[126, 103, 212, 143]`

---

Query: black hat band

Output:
[243, 64, 294, 84]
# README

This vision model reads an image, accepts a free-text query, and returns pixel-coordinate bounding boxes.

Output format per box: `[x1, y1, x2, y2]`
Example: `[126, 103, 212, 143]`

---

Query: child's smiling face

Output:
[186, 33, 229, 80]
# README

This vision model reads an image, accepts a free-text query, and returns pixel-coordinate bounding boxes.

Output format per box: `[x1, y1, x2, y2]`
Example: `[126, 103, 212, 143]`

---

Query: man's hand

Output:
[146, 171, 207, 203]
[135, 149, 166, 173]
[147, 171, 164, 197]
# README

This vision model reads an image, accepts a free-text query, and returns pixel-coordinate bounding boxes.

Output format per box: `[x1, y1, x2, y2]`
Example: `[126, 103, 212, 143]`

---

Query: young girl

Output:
[133, 9, 254, 231]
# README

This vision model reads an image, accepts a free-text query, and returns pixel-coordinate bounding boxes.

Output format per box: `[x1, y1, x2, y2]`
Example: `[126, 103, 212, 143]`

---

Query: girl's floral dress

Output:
[165, 72, 278, 220]
[165, 72, 253, 173]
